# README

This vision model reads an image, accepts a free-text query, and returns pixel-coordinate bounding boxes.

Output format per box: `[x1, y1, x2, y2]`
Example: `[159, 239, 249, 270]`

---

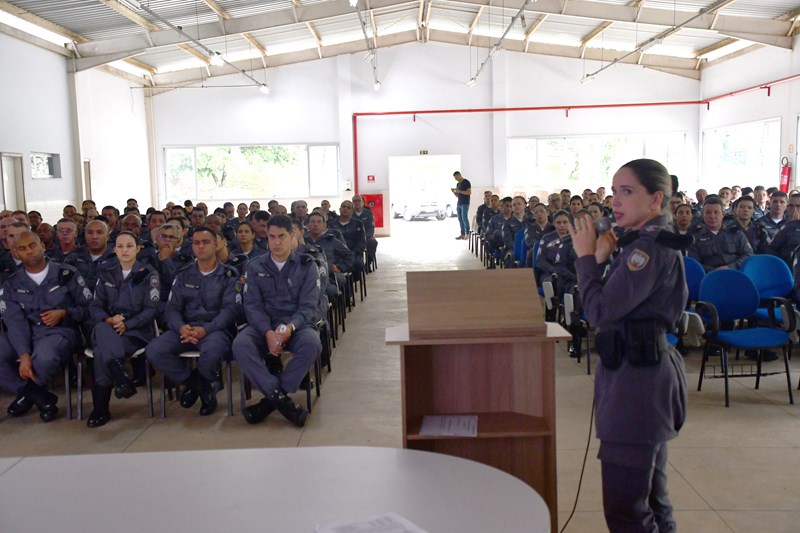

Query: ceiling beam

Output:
[0, 0, 88, 43]
[425, 0, 433, 41]
[693, 37, 738, 58]
[75, 0, 416, 59]
[95, 0, 160, 32]
[202, 0, 229, 20]
[306, 21, 323, 59]
[370, 9, 378, 48]
[176, 43, 213, 65]
[446, 0, 791, 36]
[580, 21, 612, 47]
[467, 5, 484, 46]
[523, 14, 547, 53]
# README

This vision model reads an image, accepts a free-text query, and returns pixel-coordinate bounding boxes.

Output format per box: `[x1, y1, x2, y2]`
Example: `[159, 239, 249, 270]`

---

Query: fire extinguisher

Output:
[780, 157, 791, 193]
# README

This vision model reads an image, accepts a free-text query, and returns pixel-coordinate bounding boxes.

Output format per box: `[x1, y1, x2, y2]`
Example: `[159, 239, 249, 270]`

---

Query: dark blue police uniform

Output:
[575, 216, 687, 532]
[146, 261, 241, 389]
[88, 260, 160, 387]
[233, 250, 322, 400]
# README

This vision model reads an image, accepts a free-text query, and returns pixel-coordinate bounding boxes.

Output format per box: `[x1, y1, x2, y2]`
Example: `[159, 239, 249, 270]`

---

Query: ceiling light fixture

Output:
[467, 0, 534, 87]
[348, 0, 359, 7]
[373, 80, 381, 91]
[580, 0, 732, 83]
[580, 74, 595, 85]
[133, 2, 271, 95]
[259, 83, 270, 95]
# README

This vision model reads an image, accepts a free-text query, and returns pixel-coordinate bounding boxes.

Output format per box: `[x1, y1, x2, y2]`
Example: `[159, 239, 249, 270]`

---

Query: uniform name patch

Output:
[627, 249, 650, 271]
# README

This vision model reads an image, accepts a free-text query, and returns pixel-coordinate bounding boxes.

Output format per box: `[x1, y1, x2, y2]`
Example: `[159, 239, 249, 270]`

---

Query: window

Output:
[30, 152, 61, 179]
[508, 133, 686, 194]
[164, 144, 339, 201]
[702, 118, 780, 192]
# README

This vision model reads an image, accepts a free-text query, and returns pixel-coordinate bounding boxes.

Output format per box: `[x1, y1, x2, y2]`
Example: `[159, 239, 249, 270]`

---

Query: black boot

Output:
[180, 369, 201, 408]
[242, 397, 276, 425]
[269, 389, 308, 428]
[198, 375, 220, 416]
[107, 359, 137, 399]
[87, 385, 112, 428]
[28, 383, 59, 423]
[7, 382, 34, 417]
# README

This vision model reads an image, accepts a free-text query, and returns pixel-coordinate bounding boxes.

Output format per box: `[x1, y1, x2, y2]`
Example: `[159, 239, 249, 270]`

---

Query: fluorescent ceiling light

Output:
[209, 52, 224, 66]
[259, 84, 270, 95]
[466, 77, 477, 88]
[373, 80, 381, 91]
[349, 0, 359, 7]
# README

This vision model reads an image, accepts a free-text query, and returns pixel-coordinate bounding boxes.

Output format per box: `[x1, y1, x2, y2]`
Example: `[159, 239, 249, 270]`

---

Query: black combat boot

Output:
[179, 368, 201, 408]
[28, 383, 59, 423]
[268, 389, 308, 428]
[87, 385, 113, 428]
[108, 358, 137, 399]
[242, 397, 276, 425]
[7, 382, 34, 417]
[198, 375, 220, 416]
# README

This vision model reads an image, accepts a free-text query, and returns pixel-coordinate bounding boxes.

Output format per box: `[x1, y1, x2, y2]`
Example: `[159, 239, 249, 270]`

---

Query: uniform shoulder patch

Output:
[627, 248, 650, 271]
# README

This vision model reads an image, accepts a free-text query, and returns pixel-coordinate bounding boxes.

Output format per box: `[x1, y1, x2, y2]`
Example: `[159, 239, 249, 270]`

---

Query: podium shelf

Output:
[406, 412, 552, 440]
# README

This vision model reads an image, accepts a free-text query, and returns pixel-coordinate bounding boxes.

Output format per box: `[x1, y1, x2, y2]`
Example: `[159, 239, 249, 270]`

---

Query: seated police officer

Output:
[86, 231, 160, 427]
[63, 219, 116, 293]
[501, 196, 533, 265]
[767, 193, 800, 265]
[146, 226, 241, 416]
[485, 197, 513, 257]
[352, 195, 378, 270]
[0, 231, 92, 422]
[306, 211, 354, 305]
[688, 196, 753, 272]
[233, 214, 322, 428]
[755, 191, 787, 241]
[475, 191, 492, 235]
[524, 203, 555, 267]
[329, 201, 366, 275]
[731, 196, 768, 254]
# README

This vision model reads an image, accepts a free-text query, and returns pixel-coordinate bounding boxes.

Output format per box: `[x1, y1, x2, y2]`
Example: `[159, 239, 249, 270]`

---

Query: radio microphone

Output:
[594, 217, 613, 234]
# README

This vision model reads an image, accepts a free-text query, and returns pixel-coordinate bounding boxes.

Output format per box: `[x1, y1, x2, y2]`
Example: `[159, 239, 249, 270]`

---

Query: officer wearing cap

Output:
[86, 231, 160, 428]
[0, 231, 93, 422]
[146, 226, 241, 417]
[688, 195, 752, 272]
[233, 214, 321, 428]
[570, 159, 687, 532]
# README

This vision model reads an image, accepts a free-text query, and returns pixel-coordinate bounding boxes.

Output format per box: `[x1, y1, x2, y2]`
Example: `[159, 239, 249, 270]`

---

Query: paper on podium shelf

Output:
[419, 415, 478, 437]
[316, 512, 428, 533]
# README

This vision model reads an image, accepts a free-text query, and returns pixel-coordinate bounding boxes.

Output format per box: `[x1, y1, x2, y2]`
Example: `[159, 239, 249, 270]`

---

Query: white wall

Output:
[75, 69, 150, 210]
[0, 32, 77, 221]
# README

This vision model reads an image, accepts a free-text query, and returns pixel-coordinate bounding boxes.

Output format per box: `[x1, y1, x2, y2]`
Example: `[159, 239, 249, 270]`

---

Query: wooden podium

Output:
[386, 269, 568, 532]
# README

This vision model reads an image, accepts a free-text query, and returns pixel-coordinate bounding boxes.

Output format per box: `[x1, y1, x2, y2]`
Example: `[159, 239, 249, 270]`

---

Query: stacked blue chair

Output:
[696, 269, 794, 407]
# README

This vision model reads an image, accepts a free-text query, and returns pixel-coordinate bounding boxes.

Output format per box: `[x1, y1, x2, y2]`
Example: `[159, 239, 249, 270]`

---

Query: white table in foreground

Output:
[0, 446, 549, 533]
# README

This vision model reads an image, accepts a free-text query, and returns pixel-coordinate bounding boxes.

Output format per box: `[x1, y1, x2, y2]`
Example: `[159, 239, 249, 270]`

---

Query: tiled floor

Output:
[1, 217, 799, 532]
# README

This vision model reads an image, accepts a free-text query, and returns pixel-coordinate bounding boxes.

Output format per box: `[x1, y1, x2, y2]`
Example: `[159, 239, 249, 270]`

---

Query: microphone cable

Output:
[559, 398, 595, 533]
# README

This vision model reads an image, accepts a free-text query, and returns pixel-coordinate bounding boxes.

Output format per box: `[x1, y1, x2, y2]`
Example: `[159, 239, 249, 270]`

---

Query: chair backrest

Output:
[513, 228, 527, 264]
[698, 269, 759, 321]
[683, 256, 705, 304]
[740, 254, 793, 299]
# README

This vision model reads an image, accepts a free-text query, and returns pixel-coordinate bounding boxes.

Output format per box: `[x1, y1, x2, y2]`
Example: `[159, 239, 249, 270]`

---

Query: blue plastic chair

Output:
[531, 240, 544, 296]
[684, 256, 705, 306]
[696, 269, 794, 407]
[740, 254, 794, 324]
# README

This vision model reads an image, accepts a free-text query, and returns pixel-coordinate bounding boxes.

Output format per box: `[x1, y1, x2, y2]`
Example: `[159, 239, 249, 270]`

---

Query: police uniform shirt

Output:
[524, 222, 555, 249]
[242, 251, 320, 334]
[754, 215, 785, 241]
[328, 218, 366, 256]
[0, 262, 93, 356]
[165, 261, 241, 335]
[535, 231, 564, 277]
[485, 213, 510, 248]
[688, 225, 753, 272]
[502, 214, 532, 251]
[89, 260, 160, 342]
[574, 215, 687, 446]
[64, 247, 116, 294]
[353, 209, 376, 239]
[305, 231, 354, 273]
[767, 219, 800, 264]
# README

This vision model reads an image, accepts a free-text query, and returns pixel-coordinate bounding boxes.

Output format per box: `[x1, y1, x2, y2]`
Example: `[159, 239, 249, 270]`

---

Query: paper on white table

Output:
[418, 415, 478, 437]
[316, 512, 428, 533]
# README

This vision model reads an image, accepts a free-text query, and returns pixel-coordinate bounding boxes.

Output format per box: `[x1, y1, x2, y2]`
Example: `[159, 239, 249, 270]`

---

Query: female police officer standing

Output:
[87, 231, 160, 427]
[570, 159, 687, 532]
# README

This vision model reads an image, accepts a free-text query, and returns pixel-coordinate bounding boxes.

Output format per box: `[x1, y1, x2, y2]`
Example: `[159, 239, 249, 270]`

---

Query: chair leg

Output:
[784, 344, 794, 404]
[226, 360, 233, 417]
[722, 346, 730, 408]
[305, 372, 312, 413]
[76, 360, 83, 421]
[755, 351, 762, 390]
[145, 359, 154, 418]
[698, 344, 708, 391]
[64, 363, 72, 421]
[239, 366, 247, 413]
[585, 327, 592, 376]
[160, 375, 166, 419]
[315, 357, 322, 398]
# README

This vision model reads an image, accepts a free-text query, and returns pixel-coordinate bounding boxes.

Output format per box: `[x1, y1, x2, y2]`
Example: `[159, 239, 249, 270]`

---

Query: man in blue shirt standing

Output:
[452, 171, 472, 240]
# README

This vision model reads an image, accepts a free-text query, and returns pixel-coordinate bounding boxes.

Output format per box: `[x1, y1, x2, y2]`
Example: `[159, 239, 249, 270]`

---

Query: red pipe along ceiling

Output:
[351, 72, 800, 195]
